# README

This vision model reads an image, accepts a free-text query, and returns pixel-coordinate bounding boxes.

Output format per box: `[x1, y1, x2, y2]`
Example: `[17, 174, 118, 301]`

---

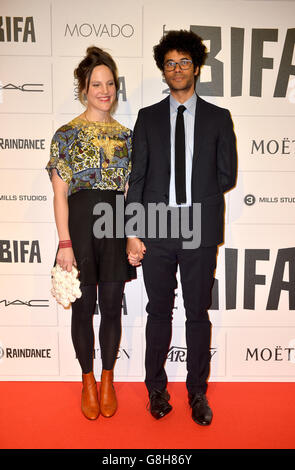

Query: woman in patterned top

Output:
[46, 46, 136, 420]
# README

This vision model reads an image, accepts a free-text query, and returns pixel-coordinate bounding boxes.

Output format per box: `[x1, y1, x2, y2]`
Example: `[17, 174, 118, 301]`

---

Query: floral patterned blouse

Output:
[46, 117, 132, 196]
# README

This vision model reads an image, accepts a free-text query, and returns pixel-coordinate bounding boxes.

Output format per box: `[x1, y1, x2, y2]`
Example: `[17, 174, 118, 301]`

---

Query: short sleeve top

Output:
[46, 117, 132, 196]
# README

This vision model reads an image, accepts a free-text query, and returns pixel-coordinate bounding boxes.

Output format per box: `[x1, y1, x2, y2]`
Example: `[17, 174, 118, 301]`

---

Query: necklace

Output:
[83, 111, 113, 124]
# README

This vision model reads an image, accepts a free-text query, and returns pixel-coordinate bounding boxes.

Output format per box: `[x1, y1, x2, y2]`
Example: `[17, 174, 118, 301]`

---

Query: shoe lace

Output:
[146, 389, 169, 411]
[190, 393, 208, 408]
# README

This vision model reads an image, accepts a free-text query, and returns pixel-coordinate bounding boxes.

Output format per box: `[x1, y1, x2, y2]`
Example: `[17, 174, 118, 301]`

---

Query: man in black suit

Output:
[126, 30, 237, 425]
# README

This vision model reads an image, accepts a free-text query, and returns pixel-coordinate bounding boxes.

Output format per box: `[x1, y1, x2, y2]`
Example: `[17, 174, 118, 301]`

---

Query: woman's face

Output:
[85, 64, 117, 116]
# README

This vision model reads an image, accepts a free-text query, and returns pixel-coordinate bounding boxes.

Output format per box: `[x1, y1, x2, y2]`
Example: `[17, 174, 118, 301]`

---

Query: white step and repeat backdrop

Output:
[0, 0, 295, 382]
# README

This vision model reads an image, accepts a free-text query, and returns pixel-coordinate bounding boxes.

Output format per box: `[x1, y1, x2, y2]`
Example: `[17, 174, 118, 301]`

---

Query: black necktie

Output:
[175, 105, 186, 205]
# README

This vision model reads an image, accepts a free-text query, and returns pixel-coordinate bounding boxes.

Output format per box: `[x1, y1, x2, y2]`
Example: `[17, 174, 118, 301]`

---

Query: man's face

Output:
[163, 49, 199, 94]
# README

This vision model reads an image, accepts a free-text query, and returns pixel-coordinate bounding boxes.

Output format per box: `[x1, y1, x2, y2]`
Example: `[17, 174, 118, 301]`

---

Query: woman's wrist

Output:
[59, 239, 72, 248]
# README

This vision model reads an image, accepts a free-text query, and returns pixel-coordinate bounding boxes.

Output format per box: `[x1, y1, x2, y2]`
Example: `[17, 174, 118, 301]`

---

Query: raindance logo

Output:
[0, 347, 51, 358]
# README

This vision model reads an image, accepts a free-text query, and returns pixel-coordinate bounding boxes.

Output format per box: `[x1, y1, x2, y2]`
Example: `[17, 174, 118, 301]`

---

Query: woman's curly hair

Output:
[153, 30, 207, 73]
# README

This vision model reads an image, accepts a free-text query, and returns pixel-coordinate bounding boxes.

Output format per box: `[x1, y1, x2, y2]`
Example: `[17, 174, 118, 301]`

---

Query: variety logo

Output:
[167, 346, 217, 362]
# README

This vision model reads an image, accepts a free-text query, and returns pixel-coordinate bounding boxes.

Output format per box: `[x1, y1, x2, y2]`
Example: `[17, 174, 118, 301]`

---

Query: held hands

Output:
[126, 237, 146, 266]
[56, 247, 77, 272]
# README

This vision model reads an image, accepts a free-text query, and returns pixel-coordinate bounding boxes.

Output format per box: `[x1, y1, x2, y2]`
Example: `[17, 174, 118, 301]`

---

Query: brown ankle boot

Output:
[81, 371, 100, 420]
[100, 369, 117, 417]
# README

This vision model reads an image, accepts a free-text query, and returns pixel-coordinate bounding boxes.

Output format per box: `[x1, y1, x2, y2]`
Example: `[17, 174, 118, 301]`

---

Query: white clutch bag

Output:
[51, 264, 82, 308]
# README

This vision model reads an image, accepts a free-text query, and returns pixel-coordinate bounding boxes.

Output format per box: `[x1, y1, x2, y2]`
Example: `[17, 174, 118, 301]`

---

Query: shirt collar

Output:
[170, 92, 197, 115]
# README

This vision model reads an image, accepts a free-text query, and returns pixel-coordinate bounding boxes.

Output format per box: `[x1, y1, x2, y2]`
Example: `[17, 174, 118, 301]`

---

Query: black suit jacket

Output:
[126, 94, 237, 247]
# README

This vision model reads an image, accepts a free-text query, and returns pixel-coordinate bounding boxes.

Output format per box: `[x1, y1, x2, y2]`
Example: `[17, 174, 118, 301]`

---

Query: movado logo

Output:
[0, 16, 36, 42]
[65, 23, 134, 38]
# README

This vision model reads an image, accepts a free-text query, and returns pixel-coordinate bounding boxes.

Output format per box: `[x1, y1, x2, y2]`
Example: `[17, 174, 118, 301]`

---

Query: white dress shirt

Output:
[168, 93, 197, 207]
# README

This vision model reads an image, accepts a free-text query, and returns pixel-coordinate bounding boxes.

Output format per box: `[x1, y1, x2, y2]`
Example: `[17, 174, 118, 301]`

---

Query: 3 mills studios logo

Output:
[244, 194, 295, 206]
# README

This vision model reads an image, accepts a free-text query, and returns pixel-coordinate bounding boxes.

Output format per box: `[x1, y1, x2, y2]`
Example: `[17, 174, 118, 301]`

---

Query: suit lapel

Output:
[192, 95, 205, 169]
[156, 96, 171, 166]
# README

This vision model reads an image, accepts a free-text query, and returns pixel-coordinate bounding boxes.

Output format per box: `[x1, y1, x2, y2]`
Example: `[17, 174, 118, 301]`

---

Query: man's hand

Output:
[126, 237, 146, 266]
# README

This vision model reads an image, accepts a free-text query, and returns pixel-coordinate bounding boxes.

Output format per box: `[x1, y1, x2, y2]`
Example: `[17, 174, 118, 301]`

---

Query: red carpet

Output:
[0, 382, 294, 450]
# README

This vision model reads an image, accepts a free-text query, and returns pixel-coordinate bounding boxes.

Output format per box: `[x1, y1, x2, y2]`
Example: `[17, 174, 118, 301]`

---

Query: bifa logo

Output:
[211, 247, 295, 310]
[163, 25, 295, 98]
[0, 240, 41, 263]
[0, 16, 36, 42]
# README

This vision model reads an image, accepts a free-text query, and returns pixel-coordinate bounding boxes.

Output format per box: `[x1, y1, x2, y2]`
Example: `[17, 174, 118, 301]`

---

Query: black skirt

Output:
[67, 189, 136, 285]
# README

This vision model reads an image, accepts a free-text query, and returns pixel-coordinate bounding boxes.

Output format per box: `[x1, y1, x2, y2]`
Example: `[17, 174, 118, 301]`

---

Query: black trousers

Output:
[142, 238, 217, 396]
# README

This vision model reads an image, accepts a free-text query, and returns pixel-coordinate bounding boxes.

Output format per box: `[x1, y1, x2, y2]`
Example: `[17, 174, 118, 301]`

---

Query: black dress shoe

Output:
[148, 389, 172, 420]
[188, 393, 213, 426]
